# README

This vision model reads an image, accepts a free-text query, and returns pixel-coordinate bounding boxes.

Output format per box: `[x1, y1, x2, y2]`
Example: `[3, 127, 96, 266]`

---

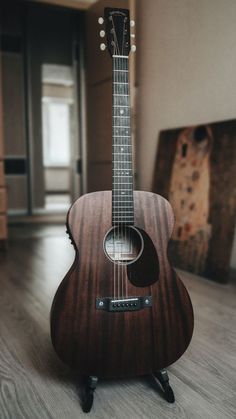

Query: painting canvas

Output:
[152, 120, 236, 282]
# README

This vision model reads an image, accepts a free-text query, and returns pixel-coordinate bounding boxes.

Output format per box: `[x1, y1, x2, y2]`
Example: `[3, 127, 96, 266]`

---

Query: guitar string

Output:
[113, 55, 116, 300]
[120, 55, 124, 299]
[120, 55, 124, 297]
[126, 55, 129, 298]
[124, 55, 127, 299]
[115, 55, 122, 299]
[113, 54, 132, 299]
[120, 55, 125, 299]
[112, 26, 117, 300]
[112, 27, 121, 300]
[121, 20, 126, 300]
[117, 55, 130, 299]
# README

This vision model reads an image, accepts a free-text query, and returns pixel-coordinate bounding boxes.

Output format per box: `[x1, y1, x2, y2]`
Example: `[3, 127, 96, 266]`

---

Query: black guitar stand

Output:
[81, 370, 175, 413]
[153, 370, 175, 403]
[82, 376, 98, 413]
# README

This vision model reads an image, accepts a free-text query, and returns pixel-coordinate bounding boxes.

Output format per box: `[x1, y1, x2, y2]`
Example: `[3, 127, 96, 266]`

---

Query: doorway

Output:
[26, 4, 83, 215]
[41, 64, 74, 213]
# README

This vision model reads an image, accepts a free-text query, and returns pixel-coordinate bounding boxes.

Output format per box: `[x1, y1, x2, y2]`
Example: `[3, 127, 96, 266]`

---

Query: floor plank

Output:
[0, 224, 236, 418]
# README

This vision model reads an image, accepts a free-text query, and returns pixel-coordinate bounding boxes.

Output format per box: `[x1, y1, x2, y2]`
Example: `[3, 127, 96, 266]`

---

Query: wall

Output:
[1, 2, 28, 214]
[136, 0, 236, 190]
[136, 0, 236, 273]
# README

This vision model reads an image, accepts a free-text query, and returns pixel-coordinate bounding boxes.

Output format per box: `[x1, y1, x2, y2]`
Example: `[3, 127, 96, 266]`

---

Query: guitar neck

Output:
[112, 56, 134, 226]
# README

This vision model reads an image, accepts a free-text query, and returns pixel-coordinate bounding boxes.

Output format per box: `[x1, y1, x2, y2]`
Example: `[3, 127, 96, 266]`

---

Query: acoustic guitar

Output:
[50, 7, 194, 411]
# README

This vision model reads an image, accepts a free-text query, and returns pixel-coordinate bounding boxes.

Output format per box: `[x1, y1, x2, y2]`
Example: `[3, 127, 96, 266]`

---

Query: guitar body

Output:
[50, 190, 194, 378]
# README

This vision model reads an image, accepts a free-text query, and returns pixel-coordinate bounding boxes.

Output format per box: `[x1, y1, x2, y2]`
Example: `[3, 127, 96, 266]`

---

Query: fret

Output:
[112, 206, 134, 212]
[113, 94, 129, 96]
[113, 99, 129, 104]
[113, 195, 134, 199]
[113, 194, 133, 197]
[113, 221, 134, 223]
[113, 133, 130, 135]
[113, 115, 130, 120]
[114, 207, 132, 214]
[113, 221, 134, 222]
[113, 101, 129, 106]
[112, 189, 133, 192]
[113, 69, 128, 72]
[112, 215, 134, 217]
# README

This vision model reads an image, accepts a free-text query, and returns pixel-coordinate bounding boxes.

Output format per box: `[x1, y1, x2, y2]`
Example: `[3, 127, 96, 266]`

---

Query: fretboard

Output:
[112, 56, 134, 226]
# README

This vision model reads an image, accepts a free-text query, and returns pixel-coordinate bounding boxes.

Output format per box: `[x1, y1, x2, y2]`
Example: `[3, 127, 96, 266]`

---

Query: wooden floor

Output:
[0, 224, 236, 419]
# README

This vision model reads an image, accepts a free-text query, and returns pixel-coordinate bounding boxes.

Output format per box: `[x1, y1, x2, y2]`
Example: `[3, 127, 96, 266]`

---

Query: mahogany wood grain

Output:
[50, 191, 194, 378]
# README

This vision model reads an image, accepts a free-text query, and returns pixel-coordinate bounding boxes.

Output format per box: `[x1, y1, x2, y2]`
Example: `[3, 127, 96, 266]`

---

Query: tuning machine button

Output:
[100, 43, 106, 51]
[131, 45, 136, 52]
[100, 30, 105, 38]
[130, 20, 135, 27]
[98, 17, 104, 24]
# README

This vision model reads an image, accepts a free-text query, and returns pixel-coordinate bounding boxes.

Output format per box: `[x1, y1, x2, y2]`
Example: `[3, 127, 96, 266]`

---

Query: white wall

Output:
[136, 0, 236, 269]
[137, 0, 236, 189]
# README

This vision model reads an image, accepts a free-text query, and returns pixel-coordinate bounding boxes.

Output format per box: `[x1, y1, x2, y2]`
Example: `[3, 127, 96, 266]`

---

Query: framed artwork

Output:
[153, 120, 236, 282]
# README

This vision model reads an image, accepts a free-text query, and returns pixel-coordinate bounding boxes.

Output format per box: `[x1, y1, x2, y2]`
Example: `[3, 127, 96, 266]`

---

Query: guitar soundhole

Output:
[103, 226, 144, 265]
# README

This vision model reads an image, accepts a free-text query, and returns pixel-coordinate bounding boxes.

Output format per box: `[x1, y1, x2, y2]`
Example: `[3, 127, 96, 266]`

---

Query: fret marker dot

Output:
[120, 109, 124, 115]
[121, 147, 124, 151]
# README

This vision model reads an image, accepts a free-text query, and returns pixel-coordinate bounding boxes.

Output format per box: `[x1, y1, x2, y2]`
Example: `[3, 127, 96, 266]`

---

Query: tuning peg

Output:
[130, 20, 135, 27]
[100, 43, 106, 51]
[131, 45, 136, 52]
[100, 30, 105, 38]
[131, 34, 135, 38]
[98, 17, 104, 24]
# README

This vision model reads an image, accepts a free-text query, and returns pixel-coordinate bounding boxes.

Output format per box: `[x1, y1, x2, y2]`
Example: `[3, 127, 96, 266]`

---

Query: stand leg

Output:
[154, 370, 175, 403]
[82, 376, 98, 413]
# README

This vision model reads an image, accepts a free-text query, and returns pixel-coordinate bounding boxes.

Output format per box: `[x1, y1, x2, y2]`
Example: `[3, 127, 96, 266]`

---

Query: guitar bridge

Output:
[96, 296, 152, 312]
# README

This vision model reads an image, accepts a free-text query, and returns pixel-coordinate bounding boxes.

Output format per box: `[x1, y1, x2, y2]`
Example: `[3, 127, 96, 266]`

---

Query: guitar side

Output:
[50, 190, 194, 378]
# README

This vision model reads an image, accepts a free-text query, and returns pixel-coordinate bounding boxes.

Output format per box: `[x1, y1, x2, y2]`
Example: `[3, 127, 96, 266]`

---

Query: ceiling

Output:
[29, 0, 97, 10]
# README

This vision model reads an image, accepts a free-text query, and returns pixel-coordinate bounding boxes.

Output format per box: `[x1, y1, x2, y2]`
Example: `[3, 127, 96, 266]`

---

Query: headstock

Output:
[98, 8, 136, 57]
